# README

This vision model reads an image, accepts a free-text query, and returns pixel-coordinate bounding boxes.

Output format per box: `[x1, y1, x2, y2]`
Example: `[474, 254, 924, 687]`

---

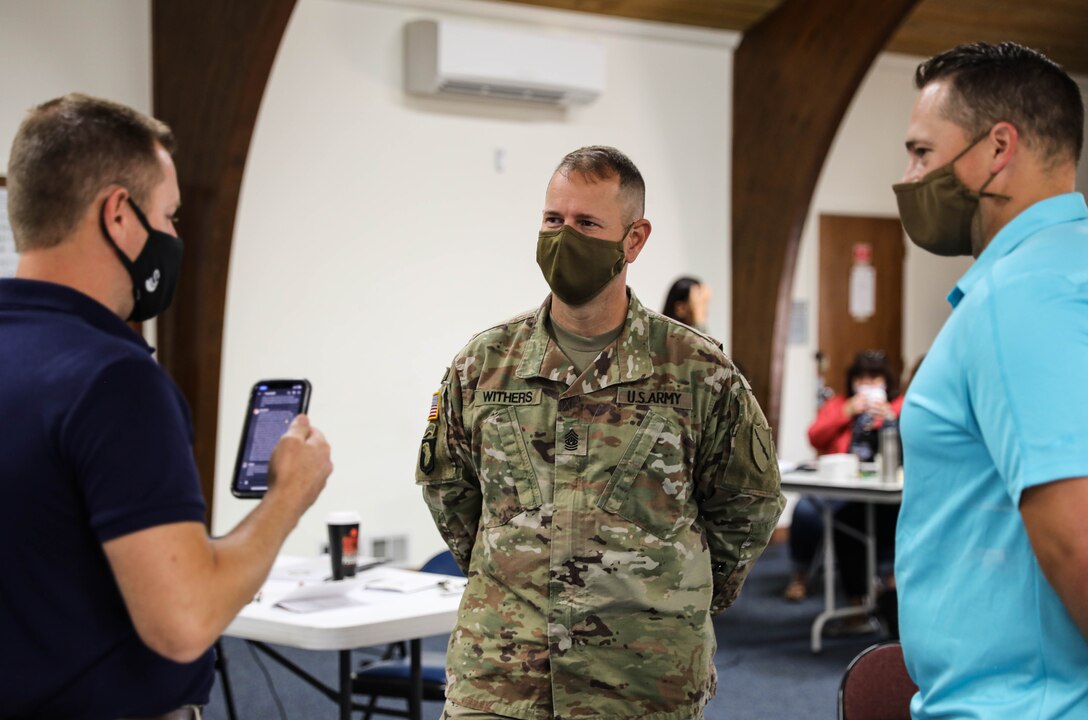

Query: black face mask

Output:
[100, 197, 184, 322]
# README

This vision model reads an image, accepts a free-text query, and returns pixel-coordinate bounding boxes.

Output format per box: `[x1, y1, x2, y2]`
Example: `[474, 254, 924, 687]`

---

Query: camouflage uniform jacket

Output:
[416, 290, 784, 720]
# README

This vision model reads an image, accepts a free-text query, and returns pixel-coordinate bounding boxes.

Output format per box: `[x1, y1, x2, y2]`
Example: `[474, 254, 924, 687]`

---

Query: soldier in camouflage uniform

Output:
[417, 146, 784, 720]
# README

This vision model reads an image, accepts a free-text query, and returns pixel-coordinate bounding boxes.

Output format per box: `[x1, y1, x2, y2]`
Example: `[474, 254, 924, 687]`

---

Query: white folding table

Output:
[223, 556, 463, 720]
[779, 471, 902, 653]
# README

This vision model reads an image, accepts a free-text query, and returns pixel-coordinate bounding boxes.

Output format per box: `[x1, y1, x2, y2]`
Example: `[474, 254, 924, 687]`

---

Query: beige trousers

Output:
[440, 701, 522, 719]
[440, 700, 703, 720]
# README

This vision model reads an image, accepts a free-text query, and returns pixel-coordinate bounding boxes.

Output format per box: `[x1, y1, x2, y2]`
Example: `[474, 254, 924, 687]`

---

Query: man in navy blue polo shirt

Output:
[0, 94, 333, 719]
[893, 43, 1088, 718]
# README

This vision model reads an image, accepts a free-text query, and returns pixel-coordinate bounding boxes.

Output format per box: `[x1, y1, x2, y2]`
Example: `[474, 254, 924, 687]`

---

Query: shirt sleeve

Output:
[970, 274, 1088, 505]
[62, 356, 206, 543]
[696, 377, 785, 614]
[415, 361, 481, 574]
[807, 395, 851, 454]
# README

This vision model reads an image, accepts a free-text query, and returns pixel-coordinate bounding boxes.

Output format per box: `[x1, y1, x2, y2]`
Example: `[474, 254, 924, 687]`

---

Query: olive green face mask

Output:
[536, 224, 631, 306]
[892, 134, 1010, 257]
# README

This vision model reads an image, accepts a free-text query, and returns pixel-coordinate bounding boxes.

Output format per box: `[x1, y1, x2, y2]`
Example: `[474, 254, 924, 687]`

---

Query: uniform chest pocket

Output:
[477, 407, 542, 527]
[597, 410, 694, 540]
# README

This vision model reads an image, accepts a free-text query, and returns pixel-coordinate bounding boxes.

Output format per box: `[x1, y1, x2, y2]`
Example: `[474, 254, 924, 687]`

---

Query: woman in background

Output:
[807, 350, 902, 459]
[662, 276, 711, 332]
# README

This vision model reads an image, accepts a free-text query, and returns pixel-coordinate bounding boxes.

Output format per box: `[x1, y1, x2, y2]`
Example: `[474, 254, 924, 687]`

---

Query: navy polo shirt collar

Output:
[0, 278, 152, 353]
[948, 193, 1088, 308]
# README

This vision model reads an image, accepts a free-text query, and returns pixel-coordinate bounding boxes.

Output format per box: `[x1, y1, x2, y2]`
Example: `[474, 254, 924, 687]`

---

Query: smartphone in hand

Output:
[231, 379, 311, 498]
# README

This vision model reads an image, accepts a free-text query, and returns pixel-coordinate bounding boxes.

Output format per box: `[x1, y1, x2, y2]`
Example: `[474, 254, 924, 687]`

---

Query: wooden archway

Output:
[150, 0, 924, 517]
[731, 0, 921, 433]
[152, 0, 297, 518]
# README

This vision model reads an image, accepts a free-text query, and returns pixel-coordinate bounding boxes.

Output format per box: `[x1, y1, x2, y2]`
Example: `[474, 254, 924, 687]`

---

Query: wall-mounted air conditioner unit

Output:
[405, 19, 605, 106]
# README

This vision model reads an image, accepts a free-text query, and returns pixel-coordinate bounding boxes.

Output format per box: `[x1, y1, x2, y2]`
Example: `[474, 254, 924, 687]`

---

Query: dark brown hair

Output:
[846, 350, 899, 401]
[662, 276, 702, 321]
[915, 42, 1083, 166]
[554, 145, 646, 222]
[7, 93, 175, 251]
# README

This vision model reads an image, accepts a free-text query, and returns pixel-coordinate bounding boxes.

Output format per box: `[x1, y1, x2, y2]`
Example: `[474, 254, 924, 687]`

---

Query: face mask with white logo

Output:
[100, 197, 184, 322]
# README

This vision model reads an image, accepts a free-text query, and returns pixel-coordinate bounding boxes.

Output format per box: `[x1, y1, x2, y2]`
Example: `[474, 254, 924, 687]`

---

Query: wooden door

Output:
[818, 214, 904, 397]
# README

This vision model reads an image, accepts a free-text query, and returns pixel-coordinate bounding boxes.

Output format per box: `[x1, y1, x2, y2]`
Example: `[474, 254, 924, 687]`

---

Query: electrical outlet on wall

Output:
[369, 535, 409, 565]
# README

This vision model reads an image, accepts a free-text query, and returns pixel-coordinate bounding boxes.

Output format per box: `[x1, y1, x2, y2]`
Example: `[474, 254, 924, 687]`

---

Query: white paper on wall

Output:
[849, 262, 875, 321]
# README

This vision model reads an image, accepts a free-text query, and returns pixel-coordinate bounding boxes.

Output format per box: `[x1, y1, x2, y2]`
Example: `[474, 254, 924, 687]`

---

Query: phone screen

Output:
[231, 379, 311, 498]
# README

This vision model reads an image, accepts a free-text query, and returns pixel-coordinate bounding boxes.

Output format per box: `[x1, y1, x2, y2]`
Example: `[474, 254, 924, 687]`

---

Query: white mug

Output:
[819, 453, 859, 481]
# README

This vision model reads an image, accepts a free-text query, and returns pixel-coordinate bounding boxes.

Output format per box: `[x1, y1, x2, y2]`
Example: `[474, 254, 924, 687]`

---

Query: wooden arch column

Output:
[731, 0, 920, 434]
[152, 0, 297, 517]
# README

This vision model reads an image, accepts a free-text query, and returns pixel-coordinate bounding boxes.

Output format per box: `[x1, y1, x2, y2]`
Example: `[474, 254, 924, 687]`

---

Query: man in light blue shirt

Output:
[893, 42, 1088, 719]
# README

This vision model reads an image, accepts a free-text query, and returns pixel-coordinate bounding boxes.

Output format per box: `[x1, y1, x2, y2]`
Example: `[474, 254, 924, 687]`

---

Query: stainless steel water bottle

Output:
[880, 419, 900, 482]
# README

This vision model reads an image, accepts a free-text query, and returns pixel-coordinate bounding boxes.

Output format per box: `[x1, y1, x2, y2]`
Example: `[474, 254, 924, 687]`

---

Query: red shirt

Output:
[807, 393, 905, 456]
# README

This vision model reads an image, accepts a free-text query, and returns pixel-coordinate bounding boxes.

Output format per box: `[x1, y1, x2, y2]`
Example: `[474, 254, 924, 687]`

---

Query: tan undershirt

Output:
[547, 317, 624, 376]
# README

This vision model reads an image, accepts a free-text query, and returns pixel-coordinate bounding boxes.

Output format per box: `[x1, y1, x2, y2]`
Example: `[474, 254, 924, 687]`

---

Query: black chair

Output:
[838, 641, 917, 720]
[351, 550, 462, 719]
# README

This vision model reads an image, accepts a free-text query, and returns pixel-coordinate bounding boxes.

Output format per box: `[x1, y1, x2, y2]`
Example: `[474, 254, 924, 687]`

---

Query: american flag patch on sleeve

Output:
[428, 391, 440, 421]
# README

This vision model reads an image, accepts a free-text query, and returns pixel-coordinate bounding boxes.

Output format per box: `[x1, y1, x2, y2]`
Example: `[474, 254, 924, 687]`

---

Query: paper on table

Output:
[268, 557, 330, 584]
[778, 459, 801, 473]
[363, 570, 456, 593]
[273, 579, 366, 613]
[267, 555, 388, 584]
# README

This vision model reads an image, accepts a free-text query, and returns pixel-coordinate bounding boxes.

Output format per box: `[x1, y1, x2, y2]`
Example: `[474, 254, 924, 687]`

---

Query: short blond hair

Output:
[6, 93, 175, 251]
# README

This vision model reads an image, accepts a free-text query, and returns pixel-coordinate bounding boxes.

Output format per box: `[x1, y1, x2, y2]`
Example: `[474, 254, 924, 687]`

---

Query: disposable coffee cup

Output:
[818, 453, 859, 481]
[326, 511, 360, 580]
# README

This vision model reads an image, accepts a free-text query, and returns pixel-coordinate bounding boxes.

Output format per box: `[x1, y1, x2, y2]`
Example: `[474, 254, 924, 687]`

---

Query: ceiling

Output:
[498, 0, 1088, 75]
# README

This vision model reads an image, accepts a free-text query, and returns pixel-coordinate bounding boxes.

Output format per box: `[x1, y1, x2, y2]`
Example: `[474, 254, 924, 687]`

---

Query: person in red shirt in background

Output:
[808, 350, 904, 457]
[784, 351, 902, 635]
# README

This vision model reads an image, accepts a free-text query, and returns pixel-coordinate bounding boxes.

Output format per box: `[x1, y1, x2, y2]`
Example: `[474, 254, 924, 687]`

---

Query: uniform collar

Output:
[948, 193, 1088, 307]
[0, 278, 152, 352]
[517, 288, 654, 393]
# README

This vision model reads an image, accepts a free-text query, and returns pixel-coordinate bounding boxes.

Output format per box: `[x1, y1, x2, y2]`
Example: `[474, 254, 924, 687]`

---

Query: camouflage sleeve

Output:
[415, 363, 481, 574]
[695, 379, 785, 615]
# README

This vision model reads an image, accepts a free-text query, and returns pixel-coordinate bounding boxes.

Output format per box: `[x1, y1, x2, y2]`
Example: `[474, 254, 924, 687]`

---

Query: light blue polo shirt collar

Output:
[947, 192, 1088, 308]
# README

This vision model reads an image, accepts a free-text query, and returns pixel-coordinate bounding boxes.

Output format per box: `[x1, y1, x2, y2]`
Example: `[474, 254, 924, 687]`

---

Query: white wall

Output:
[777, 54, 973, 463]
[212, 0, 738, 562]
[0, 0, 153, 336]
[0, 0, 151, 172]
[214, 1, 1088, 560]
[3, 0, 1084, 558]
[776, 58, 1088, 463]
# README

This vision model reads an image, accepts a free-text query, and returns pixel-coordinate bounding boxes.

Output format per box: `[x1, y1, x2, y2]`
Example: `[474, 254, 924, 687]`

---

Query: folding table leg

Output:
[410, 639, 423, 720]
[810, 500, 878, 653]
[811, 501, 837, 653]
[865, 502, 877, 608]
[215, 640, 239, 720]
[340, 649, 352, 720]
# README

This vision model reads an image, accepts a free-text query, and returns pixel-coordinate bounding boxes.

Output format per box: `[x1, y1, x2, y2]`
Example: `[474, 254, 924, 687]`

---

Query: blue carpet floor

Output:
[204, 542, 885, 719]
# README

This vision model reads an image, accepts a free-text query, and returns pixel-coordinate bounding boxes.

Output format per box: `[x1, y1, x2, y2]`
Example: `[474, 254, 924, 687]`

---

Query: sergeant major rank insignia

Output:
[563, 428, 579, 452]
[557, 420, 587, 456]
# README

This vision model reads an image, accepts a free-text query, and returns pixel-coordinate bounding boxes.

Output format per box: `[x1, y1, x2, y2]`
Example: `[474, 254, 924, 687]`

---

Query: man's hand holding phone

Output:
[267, 415, 333, 516]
